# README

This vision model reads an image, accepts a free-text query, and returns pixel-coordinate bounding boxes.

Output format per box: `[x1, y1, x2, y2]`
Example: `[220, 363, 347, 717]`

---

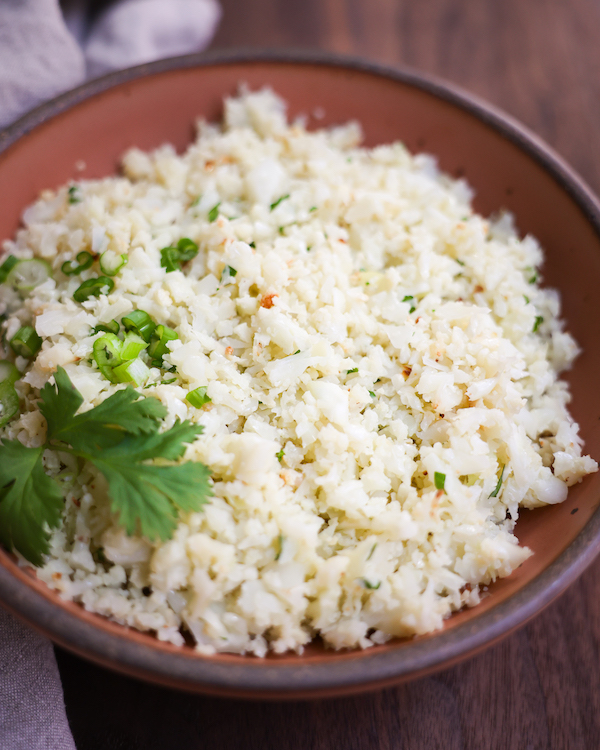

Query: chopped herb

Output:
[0, 255, 18, 284]
[160, 238, 198, 273]
[368, 390, 376, 399]
[455, 259, 465, 266]
[525, 267, 538, 284]
[306, 246, 312, 252]
[190, 195, 201, 207]
[309, 206, 317, 212]
[208, 203, 221, 222]
[270, 194, 290, 211]
[68, 185, 82, 204]
[122, 310, 156, 342]
[278, 226, 285, 235]
[0, 381, 19, 428]
[366, 543, 377, 561]
[346, 368, 358, 374]
[0, 367, 211, 565]
[293, 350, 301, 355]
[276, 449, 284, 463]
[362, 579, 381, 590]
[93, 320, 120, 335]
[434, 472, 446, 491]
[220, 265, 238, 284]
[533, 315, 544, 333]
[10, 326, 42, 358]
[186, 386, 211, 408]
[61, 251, 94, 276]
[524, 295, 530, 304]
[489, 464, 505, 498]
[275, 534, 284, 561]
[73, 276, 114, 303]
[402, 295, 414, 302]
[249, 241, 256, 248]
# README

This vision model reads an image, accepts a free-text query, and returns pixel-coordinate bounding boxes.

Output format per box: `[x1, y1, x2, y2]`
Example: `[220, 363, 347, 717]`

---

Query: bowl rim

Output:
[1, 49, 600, 698]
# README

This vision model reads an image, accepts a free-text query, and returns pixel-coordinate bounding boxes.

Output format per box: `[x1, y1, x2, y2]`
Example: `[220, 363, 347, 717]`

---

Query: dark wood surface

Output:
[58, 1, 600, 748]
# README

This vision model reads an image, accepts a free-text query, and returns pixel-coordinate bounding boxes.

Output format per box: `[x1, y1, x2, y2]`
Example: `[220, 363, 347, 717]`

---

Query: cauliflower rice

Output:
[1, 88, 597, 655]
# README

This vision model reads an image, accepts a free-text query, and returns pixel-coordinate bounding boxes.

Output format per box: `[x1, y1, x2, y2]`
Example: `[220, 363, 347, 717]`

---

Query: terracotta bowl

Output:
[1, 52, 600, 700]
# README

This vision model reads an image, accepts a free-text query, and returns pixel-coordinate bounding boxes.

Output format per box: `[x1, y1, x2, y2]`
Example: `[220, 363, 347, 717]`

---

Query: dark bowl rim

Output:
[1, 49, 600, 698]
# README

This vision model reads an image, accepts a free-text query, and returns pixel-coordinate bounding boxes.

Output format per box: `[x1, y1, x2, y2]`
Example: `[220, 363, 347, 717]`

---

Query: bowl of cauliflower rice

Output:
[0, 52, 599, 698]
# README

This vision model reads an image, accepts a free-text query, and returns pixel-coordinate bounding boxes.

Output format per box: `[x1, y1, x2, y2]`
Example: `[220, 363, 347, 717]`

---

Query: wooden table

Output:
[57, 1, 600, 747]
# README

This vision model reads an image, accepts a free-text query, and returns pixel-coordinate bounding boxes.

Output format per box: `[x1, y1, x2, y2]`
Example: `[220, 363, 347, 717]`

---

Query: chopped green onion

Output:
[0, 255, 18, 284]
[276, 449, 284, 462]
[368, 390, 376, 398]
[208, 203, 221, 222]
[148, 325, 178, 362]
[270, 194, 290, 211]
[73, 276, 114, 303]
[460, 474, 479, 487]
[98, 365, 119, 383]
[6, 259, 52, 291]
[0, 360, 19, 385]
[10, 326, 42, 358]
[186, 386, 211, 408]
[93, 319, 120, 335]
[93, 333, 124, 368]
[68, 185, 82, 204]
[0, 381, 19, 428]
[122, 310, 156, 343]
[402, 295, 414, 302]
[99, 251, 128, 276]
[309, 206, 317, 212]
[490, 465, 505, 498]
[275, 534, 284, 561]
[293, 350, 300, 355]
[346, 367, 358, 374]
[220, 265, 238, 284]
[434, 472, 446, 491]
[361, 579, 381, 590]
[112, 358, 150, 386]
[456, 259, 465, 266]
[366, 543, 377, 561]
[525, 267, 538, 284]
[61, 251, 94, 276]
[533, 315, 544, 333]
[120, 333, 148, 361]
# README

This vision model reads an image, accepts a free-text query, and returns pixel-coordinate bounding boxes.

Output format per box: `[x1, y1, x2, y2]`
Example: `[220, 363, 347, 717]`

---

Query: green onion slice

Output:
[0, 360, 19, 385]
[61, 251, 94, 276]
[6, 259, 52, 291]
[93, 320, 120, 335]
[73, 276, 114, 303]
[160, 238, 198, 273]
[112, 358, 150, 386]
[120, 333, 148, 361]
[122, 310, 156, 342]
[489, 465, 505, 498]
[99, 251, 128, 276]
[434, 472, 446, 491]
[0, 255, 18, 284]
[0, 381, 19, 428]
[186, 386, 211, 408]
[148, 325, 178, 362]
[93, 333, 124, 368]
[10, 326, 42, 358]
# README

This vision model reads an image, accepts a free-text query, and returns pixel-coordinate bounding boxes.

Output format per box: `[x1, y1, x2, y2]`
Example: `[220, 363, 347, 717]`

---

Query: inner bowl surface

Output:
[1, 52, 600, 699]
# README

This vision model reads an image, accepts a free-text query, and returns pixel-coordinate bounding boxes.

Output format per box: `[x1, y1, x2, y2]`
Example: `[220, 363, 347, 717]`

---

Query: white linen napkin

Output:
[0, 1, 221, 747]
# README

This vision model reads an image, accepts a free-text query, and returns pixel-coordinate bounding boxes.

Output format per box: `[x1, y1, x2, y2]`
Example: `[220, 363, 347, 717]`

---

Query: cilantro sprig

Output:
[0, 367, 211, 565]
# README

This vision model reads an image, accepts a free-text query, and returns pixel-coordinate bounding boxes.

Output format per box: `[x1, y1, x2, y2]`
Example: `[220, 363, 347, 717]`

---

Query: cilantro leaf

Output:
[92, 457, 212, 540]
[39, 365, 83, 438]
[0, 441, 63, 565]
[0, 367, 211, 566]
[41, 367, 166, 451]
[97, 420, 204, 463]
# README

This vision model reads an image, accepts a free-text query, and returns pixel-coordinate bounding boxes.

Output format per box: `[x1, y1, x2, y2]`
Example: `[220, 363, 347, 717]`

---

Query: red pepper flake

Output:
[260, 293, 278, 309]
